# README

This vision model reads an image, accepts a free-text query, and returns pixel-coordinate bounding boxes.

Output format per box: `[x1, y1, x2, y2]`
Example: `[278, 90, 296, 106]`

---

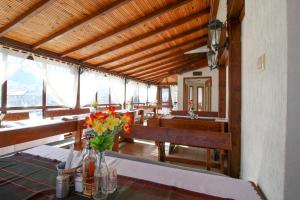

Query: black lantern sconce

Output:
[208, 19, 223, 51]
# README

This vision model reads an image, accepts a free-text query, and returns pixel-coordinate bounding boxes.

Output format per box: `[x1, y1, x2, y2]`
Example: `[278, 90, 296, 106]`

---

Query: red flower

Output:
[108, 106, 116, 115]
[85, 114, 95, 128]
[124, 112, 133, 124]
[123, 123, 131, 134]
[94, 111, 108, 121]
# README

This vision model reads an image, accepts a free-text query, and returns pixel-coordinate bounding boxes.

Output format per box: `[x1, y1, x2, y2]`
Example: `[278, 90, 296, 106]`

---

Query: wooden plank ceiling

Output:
[0, 0, 211, 83]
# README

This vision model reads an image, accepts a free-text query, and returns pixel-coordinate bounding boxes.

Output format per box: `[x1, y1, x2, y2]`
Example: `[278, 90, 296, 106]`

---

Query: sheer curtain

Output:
[126, 80, 138, 103]
[138, 83, 148, 103]
[170, 85, 178, 110]
[80, 70, 103, 107]
[148, 85, 157, 103]
[45, 61, 78, 108]
[0, 47, 29, 85]
[110, 75, 125, 105]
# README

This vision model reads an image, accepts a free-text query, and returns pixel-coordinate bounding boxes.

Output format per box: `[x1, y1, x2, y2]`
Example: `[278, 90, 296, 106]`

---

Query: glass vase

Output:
[93, 151, 109, 200]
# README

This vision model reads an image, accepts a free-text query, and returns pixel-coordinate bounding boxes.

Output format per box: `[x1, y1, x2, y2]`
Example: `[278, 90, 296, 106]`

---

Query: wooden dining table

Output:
[0, 110, 136, 151]
[0, 145, 263, 200]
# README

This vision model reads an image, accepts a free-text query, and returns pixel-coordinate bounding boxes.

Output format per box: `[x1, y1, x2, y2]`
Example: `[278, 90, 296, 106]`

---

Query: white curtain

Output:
[80, 70, 103, 106]
[97, 75, 109, 104]
[138, 83, 148, 103]
[148, 85, 157, 103]
[170, 85, 178, 104]
[126, 80, 138, 103]
[170, 85, 178, 110]
[0, 47, 29, 85]
[110, 75, 125, 105]
[45, 61, 78, 108]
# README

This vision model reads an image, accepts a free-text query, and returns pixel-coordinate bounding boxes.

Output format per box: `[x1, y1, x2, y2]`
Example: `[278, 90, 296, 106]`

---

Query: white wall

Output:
[285, 0, 300, 199]
[240, 1, 287, 200]
[177, 67, 219, 111]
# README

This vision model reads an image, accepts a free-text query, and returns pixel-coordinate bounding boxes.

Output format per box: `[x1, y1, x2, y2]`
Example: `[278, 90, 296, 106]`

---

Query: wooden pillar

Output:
[228, 18, 241, 178]
[1, 81, 7, 114]
[75, 68, 81, 110]
[42, 81, 46, 118]
[218, 65, 226, 118]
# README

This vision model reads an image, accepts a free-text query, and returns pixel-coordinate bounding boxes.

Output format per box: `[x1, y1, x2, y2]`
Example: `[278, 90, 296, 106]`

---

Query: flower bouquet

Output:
[84, 106, 133, 151]
[83, 106, 133, 198]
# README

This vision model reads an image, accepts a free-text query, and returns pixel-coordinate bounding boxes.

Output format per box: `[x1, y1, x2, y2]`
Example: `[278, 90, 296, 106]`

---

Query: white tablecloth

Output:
[24, 145, 260, 200]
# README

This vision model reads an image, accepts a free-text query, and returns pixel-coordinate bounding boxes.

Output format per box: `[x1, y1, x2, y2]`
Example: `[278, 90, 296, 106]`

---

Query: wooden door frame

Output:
[183, 77, 212, 111]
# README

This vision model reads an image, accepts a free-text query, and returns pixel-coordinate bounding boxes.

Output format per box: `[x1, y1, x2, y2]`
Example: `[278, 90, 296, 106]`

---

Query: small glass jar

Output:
[93, 151, 109, 200]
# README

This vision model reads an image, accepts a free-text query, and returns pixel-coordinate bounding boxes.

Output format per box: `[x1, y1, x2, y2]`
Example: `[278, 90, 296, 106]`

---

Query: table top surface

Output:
[16, 145, 261, 200]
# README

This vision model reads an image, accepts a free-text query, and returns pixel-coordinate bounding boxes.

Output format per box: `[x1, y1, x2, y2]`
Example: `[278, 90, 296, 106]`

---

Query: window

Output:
[46, 94, 63, 106]
[97, 86, 109, 104]
[197, 87, 203, 111]
[161, 88, 169, 103]
[189, 86, 193, 101]
[7, 62, 43, 107]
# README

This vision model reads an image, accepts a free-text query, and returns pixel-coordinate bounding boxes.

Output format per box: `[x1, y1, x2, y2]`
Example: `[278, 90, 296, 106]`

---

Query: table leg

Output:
[158, 142, 166, 162]
[207, 149, 211, 170]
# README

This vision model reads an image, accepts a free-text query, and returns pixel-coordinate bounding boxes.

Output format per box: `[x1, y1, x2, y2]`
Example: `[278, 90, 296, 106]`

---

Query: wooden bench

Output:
[147, 117, 228, 173]
[118, 125, 231, 174]
[3, 112, 30, 121]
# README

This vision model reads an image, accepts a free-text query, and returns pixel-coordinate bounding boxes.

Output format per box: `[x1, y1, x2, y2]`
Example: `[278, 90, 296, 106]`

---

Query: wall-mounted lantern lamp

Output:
[208, 19, 223, 51]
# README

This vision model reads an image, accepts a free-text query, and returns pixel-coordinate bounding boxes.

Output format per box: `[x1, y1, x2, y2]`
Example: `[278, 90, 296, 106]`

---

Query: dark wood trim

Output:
[1, 81, 7, 113]
[81, 8, 210, 62]
[42, 81, 46, 118]
[0, 0, 54, 36]
[106, 36, 207, 70]
[227, 0, 245, 19]
[96, 25, 208, 66]
[61, 0, 193, 57]
[33, 0, 130, 49]
[209, 0, 220, 21]
[218, 65, 226, 117]
[227, 17, 241, 178]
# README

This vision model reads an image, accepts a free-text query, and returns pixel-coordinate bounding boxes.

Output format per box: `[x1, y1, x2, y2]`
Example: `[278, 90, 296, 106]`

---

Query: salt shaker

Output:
[75, 174, 83, 193]
[56, 163, 70, 198]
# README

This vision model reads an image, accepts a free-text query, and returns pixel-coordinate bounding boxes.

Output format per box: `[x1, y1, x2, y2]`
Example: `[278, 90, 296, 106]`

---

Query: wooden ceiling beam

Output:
[33, 0, 131, 49]
[144, 72, 170, 81]
[81, 7, 210, 62]
[61, 0, 193, 57]
[133, 55, 204, 77]
[139, 58, 207, 79]
[0, 0, 55, 37]
[146, 59, 208, 82]
[124, 55, 189, 75]
[145, 73, 170, 82]
[118, 54, 186, 74]
[106, 35, 208, 71]
[117, 42, 207, 74]
[121, 53, 203, 74]
[96, 24, 208, 66]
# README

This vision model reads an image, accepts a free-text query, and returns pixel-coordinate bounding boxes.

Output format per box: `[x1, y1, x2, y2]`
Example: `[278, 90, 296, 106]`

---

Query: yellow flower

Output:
[92, 120, 107, 135]
[104, 116, 121, 131]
